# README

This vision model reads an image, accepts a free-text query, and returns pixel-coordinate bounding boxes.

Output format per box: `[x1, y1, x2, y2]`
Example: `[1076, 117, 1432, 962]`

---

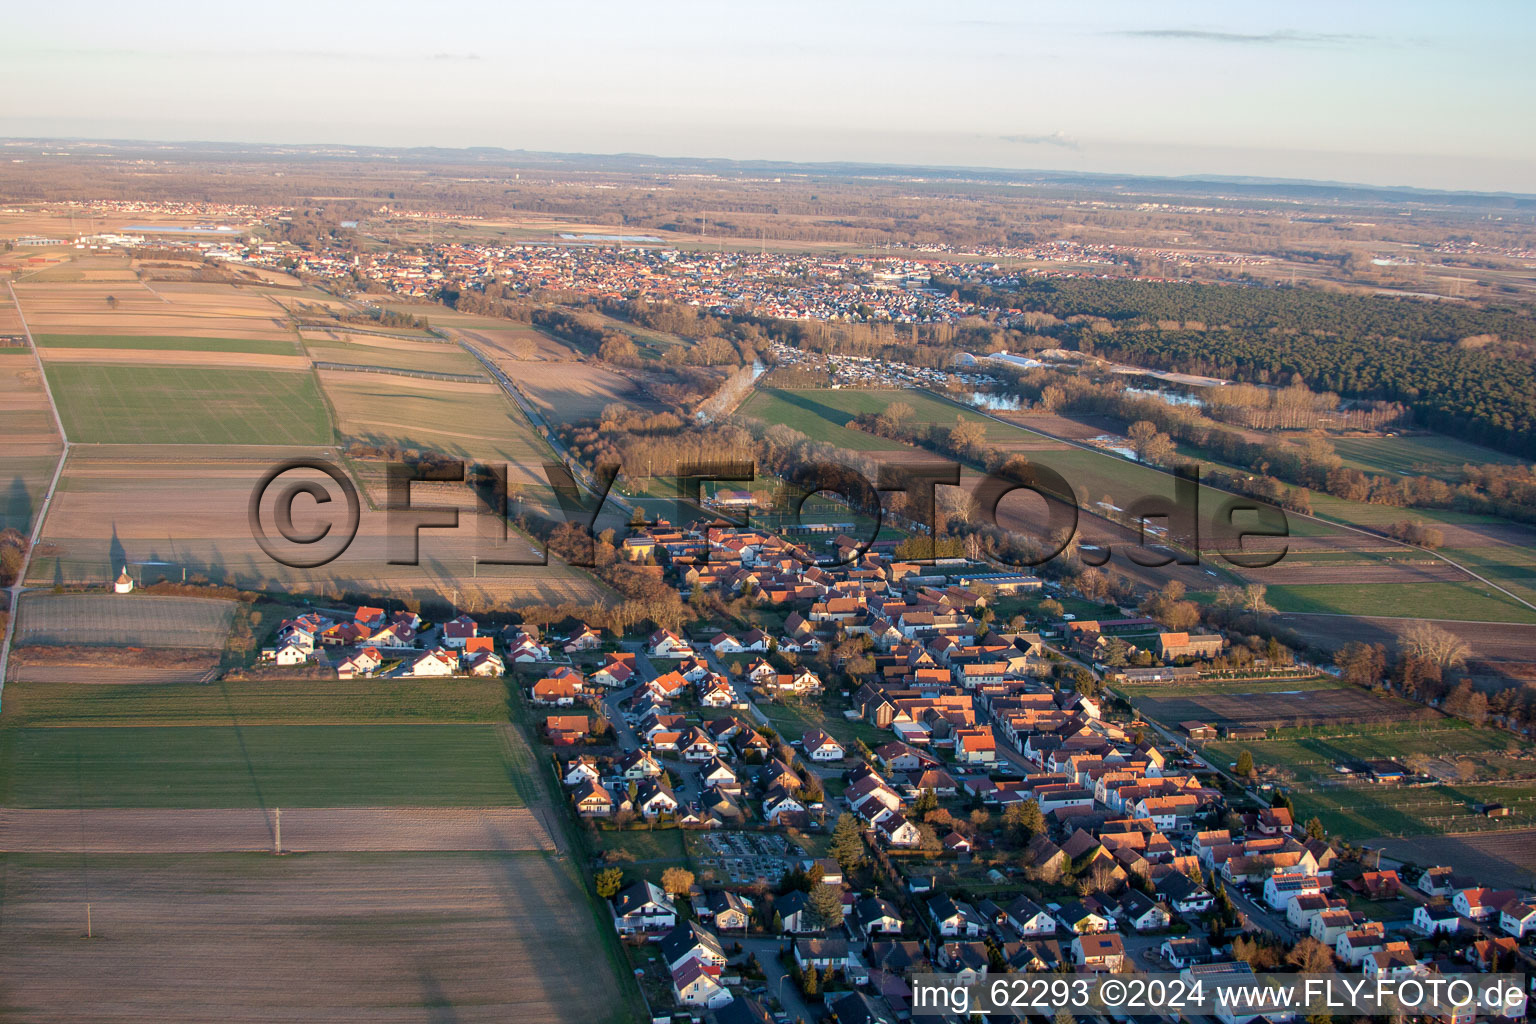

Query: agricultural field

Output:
[1330, 433, 1529, 481]
[12, 278, 300, 341]
[36, 333, 302, 357]
[44, 364, 333, 445]
[502, 358, 662, 422]
[319, 371, 546, 479]
[12, 593, 236, 649]
[448, 319, 581, 362]
[25, 446, 606, 608]
[1130, 678, 1430, 731]
[744, 387, 1536, 626]
[1278, 613, 1536, 669]
[0, 806, 557, 855]
[1261, 580, 1536, 623]
[300, 330, 487, 377]
[0, 677, 512, 727]
[1368, 830, 1536, 889]
[0, 349, 64, 534]
[0, 723, 526, 808]
[0, 851, 629, 1024]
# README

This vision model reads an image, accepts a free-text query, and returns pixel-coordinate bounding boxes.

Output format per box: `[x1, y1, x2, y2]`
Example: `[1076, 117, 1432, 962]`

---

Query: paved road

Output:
[736, 935, 819, 1024]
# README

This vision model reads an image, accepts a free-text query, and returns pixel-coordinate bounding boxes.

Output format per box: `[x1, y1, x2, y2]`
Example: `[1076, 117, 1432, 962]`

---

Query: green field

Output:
[36, 334, 301, 356]
[758, 698, 889, 750]
[1440, 542, 1536, 608]
[44, 364, 333, 444]
[739, 388, 916, 450]
[0, 724, 524, 807]
[1262, 580, 1536, 623]
[1331, 434, 1529, 481]
[0, 678, 511, 727]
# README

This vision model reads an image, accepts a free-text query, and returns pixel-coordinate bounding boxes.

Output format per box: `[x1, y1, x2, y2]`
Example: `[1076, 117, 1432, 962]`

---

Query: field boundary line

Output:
[1, 282, 71, 707]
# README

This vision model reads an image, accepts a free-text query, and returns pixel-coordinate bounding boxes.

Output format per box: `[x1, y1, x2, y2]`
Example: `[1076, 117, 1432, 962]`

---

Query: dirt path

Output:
[0, 806, 556, 853]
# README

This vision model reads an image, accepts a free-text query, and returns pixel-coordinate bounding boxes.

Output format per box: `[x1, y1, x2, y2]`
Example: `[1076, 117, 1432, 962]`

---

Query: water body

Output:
[1123, 386, 1205, 409]
[967, 391, 1024, 411]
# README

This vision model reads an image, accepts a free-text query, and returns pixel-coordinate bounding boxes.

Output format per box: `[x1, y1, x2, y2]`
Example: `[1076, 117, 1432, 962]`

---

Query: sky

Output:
[2, 0, 1533, 192]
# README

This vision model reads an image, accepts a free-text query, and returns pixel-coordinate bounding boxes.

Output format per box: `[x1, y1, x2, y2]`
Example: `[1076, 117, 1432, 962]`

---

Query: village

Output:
[235, 504, 1536, 1024]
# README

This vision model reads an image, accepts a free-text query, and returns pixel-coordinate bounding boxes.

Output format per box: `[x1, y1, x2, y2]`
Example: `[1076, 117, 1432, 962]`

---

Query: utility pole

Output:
[274, 807, 282, 855]
[86, 903, 92, 939]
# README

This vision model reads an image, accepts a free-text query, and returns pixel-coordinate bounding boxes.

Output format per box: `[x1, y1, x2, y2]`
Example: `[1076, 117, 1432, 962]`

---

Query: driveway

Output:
[736, 936, 819, 1024]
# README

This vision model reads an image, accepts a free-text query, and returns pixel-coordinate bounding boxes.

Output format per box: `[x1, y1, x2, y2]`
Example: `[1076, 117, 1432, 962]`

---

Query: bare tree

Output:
[1402, 621, 1470, 670]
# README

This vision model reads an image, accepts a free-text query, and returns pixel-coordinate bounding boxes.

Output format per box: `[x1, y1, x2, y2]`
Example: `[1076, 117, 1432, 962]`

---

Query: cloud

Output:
[999, 131, 1079, 150]
[1114, 28, 1364, 45]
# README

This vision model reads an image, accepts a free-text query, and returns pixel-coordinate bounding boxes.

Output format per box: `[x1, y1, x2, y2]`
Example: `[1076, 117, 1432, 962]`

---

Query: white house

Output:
[1416, 866, 1455, 898]
[929, 896, 986, 938]
[1263, 872, 1323, 911]
[763, 792, 806, 824]
[635, 780, 679, 819]
[874, 813, 921, 847]
[1453, 887, 1517, 922]
[802, 729, 844, 762]
[1412, 904, 1459, 936]
[406, 649, 458, 677]
[1499, 898, 1536, 938]
[1005, 896, 1058, 937]
[267, 641, 312, 666]
[672, 961, 732, 1009]
[336, 646, 382, 679]
[648, 629, 694, 658]
[440, 614, 478, 648]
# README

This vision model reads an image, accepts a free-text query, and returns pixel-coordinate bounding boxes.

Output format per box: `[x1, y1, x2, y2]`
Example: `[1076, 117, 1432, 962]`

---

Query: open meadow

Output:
[44, 363, 332, 445]
[0, 851, 627, 1024]
[0, 677, 512, 727]
[1329, 433, 1530, 481]
[0, 723, 527, 808]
